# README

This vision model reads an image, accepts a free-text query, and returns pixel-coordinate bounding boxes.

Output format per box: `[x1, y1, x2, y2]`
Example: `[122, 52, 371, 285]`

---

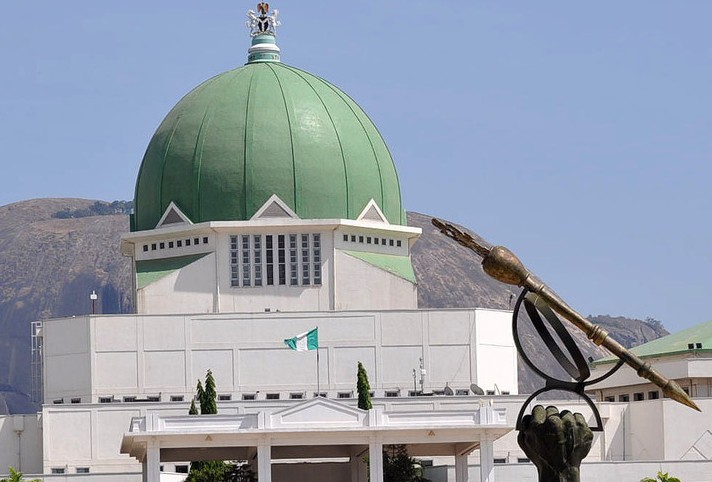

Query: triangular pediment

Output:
[155, 202, 193, 229]
[270, 398, 366, 428]
[251, 194, 300, 220]
[357, 199, 388, 224]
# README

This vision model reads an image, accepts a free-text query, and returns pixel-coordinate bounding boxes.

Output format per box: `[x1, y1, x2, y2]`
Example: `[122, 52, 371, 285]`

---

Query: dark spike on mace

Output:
[431, 218, 700, 412]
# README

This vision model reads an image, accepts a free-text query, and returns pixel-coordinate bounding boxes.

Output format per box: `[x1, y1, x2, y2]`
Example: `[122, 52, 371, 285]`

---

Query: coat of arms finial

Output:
[246, 3, 281, 37]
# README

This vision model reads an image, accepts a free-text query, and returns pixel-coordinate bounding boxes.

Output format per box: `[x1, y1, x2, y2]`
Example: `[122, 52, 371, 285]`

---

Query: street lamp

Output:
[90, 291, 98, 314]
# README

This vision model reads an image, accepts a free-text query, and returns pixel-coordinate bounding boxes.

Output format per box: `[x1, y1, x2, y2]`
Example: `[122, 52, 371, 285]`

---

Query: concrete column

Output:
[455, 454, 469, 482]
[368, 438, 383, 482]
[479, 438, 495, 482]
[145, 440, 160, 482]
[257, 441, 272, 482]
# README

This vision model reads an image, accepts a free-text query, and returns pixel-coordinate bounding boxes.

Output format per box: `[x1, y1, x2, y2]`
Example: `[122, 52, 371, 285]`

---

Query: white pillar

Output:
[258, 441, 272, 482]
[455, 454, 469, 482]
[369, 438, 384, 482]
[145, 440, 160, 482]
[479, 438, 495, 482]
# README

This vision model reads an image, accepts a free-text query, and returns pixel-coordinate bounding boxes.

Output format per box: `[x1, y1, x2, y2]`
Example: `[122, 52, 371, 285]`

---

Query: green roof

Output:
[343, 250, 416, 283]
[132, 62, 405, 231]
[594, 319, 712, 365]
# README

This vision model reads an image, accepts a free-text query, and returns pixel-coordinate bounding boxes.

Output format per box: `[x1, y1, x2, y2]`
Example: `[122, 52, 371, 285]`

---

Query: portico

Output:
[121, 398, 511, 482]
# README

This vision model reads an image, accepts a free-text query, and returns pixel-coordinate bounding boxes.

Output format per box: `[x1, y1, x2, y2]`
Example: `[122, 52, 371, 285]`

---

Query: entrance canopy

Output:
[121, 397, 511, 482]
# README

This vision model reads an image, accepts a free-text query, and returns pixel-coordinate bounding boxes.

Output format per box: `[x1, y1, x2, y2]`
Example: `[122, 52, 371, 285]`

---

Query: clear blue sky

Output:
[1, 2, 711, 332]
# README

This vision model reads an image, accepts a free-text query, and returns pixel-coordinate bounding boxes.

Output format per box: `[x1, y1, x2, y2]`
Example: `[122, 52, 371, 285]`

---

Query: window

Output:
[124, 396, 137, 403]
[619, 394, 630, 402]
[337, 392, 352, 399]
[265, 235, 274, 285]
[351, 235, 356, 242]
[290, 393, 304, 400]
[397, 240, 402, 247]
[143, 245, 148, 252]
[194, 238, 200, 245]
[203, 236, 209, 244]
[168, 241, 174, 248]
[408, 390, 418, 397]
[53, 399, 63, 404]
[159, 242, 165, 249]
[494, 458, 507, 464]
[486, 390, 495, 395]
[99, 396, 113, 403]
[373, 238, 378, 245]
[313, 392, 327, 398]
[517, 458, 530, 464]
[634, 392, 644, 401]
[389, 239, 394, 246]
[76, 468, 89, 474]
[51, 468, 65, 474]
[151, 243, 157, 251]
[147, 395, 160, 402]
[385, 390, 400, 398]
[175, 465, 189, 474]
[186, 238, 191, 246]
[289, 234, 298, 286]
[177, 240, 182, 248]
[230, 235, 239, 287]
[302, 234, 310, 285]
[502, 391, 510, 395]
[648, 391, 660, 400]
[242, 394, 256, 401]
[381, 238, 386, 245]
[366, 237, 371, 244]
[343, 234, 348, 242]
[232, 233, 323, 289]
[253, 235, 262, 286]
[71, 397, 81, 404]
[604, 396, 615, 402]
[313, 234, 321, 285]
[240, 235, 251, 286]
[359, 236, 364, 243]
[170, 395, 184, 402]
[455, 389, 469, 396]
[218, 394, 232, 401]
[278, 235, 286, 285]
[266, 393, 280, 400]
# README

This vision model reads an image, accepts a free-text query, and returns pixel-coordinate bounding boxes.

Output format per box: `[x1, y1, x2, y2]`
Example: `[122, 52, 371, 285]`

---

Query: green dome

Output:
[132, 61, 405, 232]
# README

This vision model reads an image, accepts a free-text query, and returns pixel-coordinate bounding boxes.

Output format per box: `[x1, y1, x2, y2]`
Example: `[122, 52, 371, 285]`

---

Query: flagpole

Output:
[316, 346, 320, 396]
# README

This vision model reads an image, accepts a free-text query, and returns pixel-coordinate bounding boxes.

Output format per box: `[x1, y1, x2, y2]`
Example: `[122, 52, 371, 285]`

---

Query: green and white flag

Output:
[284, 328, 319, 351]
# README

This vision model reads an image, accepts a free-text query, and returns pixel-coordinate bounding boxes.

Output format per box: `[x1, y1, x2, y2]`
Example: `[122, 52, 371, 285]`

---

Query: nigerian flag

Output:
[284, 328, 319, 351]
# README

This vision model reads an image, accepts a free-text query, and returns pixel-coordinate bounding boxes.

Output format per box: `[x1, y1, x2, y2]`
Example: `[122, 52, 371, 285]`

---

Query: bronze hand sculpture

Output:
[518, 405, 593, 482]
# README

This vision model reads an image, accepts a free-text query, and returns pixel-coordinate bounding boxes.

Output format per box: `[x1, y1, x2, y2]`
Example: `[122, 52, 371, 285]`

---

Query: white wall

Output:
[43, 309, 516, 403]
[136, 253, 216, 315]
[333, 251, 417, 311]
[0, 415, 43, 474]
[43, 317, 91, 403]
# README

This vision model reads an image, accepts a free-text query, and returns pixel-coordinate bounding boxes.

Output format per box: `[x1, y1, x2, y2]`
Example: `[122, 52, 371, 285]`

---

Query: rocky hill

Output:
[0, 200, 667, 413]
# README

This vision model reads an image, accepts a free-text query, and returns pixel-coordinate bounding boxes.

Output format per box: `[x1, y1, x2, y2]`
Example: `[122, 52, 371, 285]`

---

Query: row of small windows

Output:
[52, 468, 89, 474]
[88, 387, 492, 405]
[604, 390, 660, 403]
[342, 233, 402, 248]
[231, 234, 322, 288]
[142, 236, 209, 252]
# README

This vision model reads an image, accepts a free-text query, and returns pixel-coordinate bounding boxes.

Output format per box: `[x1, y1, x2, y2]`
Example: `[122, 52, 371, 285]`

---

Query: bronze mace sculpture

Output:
[432, 218, 700, 412]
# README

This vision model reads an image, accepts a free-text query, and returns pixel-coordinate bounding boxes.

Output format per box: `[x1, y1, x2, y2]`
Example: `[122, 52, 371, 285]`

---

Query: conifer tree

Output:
[357, 361, 372, 410]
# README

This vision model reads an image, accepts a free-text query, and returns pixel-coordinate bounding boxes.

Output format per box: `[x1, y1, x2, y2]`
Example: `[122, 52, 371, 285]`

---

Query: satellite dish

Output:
[470, 383, 485, 395]
[443, 383, 454, 396]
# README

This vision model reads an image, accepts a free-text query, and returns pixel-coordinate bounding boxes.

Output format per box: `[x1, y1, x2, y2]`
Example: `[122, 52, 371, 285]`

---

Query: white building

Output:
[3, 6, 711, 482]
[0, 11, 520, 482]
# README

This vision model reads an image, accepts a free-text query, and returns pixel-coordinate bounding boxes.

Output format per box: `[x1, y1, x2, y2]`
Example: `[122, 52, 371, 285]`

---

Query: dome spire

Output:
[246, 3, 281, 63]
